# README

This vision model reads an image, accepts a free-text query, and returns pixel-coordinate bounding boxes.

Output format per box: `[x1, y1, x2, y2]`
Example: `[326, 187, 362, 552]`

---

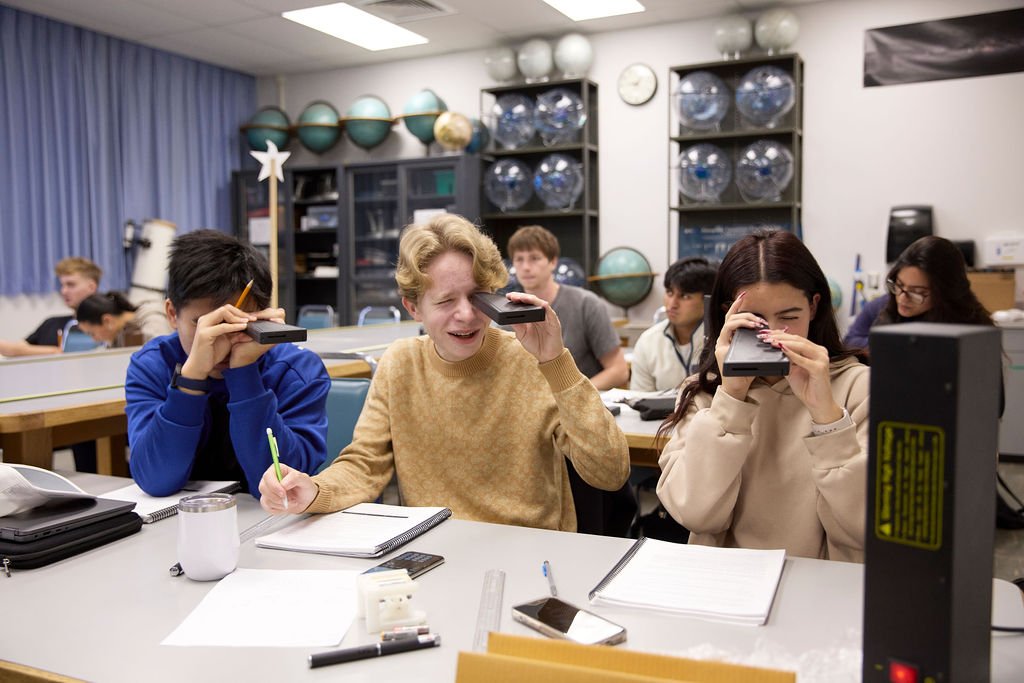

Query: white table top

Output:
[3, 473, 1022, 683]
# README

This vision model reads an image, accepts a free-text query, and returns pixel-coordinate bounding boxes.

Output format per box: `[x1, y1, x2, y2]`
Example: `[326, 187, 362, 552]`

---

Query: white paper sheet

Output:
[162, 568, 358, 647]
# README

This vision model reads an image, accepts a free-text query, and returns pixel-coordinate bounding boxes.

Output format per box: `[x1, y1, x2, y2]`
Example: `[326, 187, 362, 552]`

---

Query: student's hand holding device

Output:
[229, 306, 286, 369]
[181, 304, 255, 381]
[506, 292, 564, 364]
[258, 463, 317, 514]
[715, 292, 763, 401]
[761, 331, 843, 424]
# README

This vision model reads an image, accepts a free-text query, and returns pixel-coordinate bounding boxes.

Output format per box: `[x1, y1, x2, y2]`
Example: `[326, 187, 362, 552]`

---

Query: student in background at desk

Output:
[258, 213, 630, 531]
[656, 230, 870, 562]
[75, 292, 171, 347]
[630, 256, 718, 392]
[125, 230, 330, 498]
[843, 235, 994, 350]
[507, 225, 634, 537]
[0, 257, 101, 357]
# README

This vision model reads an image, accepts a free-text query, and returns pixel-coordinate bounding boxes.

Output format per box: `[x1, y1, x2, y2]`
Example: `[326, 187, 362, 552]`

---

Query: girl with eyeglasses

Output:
[844, 236, 993, 348]
[655, 230, 870, 562]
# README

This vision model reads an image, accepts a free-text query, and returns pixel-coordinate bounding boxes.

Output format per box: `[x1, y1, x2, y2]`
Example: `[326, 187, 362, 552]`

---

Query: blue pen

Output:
[542, 560, 558, 596]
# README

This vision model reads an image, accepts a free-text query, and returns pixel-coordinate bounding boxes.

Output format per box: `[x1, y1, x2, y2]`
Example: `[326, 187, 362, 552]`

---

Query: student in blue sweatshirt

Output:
[125, 230, 329, 497]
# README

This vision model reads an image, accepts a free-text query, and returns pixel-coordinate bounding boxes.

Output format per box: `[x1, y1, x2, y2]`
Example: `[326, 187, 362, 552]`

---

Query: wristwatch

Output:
[171, 363, 210, 392]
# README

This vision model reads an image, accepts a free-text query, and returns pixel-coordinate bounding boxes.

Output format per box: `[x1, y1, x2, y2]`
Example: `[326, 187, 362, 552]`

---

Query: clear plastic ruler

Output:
[472, 568, 506, 652]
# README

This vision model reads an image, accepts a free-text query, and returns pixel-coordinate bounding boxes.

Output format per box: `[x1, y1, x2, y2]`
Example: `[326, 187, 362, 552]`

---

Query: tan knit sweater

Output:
[657, 357, 870, 562]
[308, 328, 630, 531]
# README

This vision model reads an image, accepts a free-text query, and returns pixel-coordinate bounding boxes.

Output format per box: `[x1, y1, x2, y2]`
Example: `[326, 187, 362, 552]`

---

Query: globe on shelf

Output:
[345, 95, 392, 150]
[735, 139, 794, 202]
[675, 71, 730, 132]
[553, 257, 586, 287]
[402, 89, 447, 144]
[677, 143, 732, 202]
[492, 93, 536, 150]
[827, 276, 843, 312]
[554, 33, 593, 78]
[713, 15, 753, 59]
[533, 153, 584, 211]
[502, 258, 524, 294]
[243, 106, 290, 151]
[465, 118, 491, 154]
[296, 100, 341, 153]
[755, 8, 800, 55]
[484, 46, 519, 82]
[433, 111, 472, 151]
[484, 158, 534, 212]
[591, 247, 655, 313]
[535, 88, 587, 146]
[735, 66, 795, 128]
[517, 38, 553, 82]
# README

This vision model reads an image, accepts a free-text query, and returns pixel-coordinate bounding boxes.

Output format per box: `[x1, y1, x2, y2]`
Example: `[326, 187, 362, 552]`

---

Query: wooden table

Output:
[0, 323, 422, 475]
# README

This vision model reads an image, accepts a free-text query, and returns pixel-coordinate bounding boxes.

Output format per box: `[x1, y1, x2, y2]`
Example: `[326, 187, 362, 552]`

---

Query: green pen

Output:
[267, 427, 287, 510]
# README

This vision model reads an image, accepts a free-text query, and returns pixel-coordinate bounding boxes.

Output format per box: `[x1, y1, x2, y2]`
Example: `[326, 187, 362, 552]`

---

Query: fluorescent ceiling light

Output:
[540, 0, 645, 22]
[282, 2, 428, 51]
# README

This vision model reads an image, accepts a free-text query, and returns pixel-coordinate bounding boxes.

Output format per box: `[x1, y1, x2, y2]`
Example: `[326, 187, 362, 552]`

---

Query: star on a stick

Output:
[250, 139, 291, 183]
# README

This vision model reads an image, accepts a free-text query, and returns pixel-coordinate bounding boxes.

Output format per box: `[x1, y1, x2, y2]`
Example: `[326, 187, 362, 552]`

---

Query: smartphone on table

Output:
[511, 596, 627, 646]
[362, 551, 445, 579]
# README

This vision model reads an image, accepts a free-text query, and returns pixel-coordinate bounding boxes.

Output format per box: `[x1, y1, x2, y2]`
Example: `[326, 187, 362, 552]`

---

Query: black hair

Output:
[167, 229, 271, 311]
[658, 230, 863, 440]
[664, 256, 717, 294]
[883, 235, 992, 326]
[75, 291, 136, 324]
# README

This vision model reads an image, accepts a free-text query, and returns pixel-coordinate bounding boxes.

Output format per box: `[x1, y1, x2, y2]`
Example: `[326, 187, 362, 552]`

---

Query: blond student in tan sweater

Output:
[656, 230, 870, 562]
[258, 213, 630, 531]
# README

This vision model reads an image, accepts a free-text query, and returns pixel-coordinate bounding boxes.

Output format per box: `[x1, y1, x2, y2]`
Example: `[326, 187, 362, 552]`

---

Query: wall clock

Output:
[618, 63, 657, 106]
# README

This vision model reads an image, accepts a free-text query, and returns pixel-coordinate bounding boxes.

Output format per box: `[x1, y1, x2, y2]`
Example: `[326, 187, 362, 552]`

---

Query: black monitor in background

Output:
[887, 205, 933, 263]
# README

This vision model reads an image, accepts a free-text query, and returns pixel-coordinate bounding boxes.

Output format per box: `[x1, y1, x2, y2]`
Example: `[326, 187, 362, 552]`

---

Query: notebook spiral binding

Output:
[373, 508, 452, 557]
[588, 536, 647, 601]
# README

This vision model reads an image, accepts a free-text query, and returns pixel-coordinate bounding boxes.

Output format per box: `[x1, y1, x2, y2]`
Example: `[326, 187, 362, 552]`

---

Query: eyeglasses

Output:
[885, 279, 929, 305]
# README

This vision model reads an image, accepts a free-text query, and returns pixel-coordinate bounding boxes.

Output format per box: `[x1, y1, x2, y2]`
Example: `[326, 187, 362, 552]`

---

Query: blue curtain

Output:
[0, 6, 256, 294]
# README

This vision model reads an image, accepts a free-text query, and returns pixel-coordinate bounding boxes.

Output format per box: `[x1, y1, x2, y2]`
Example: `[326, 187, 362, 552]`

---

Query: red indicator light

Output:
[889, 660, 918, 683]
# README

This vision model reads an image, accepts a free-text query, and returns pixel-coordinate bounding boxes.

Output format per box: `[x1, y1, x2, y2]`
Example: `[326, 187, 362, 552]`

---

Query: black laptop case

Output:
[0, 510, 143, 571]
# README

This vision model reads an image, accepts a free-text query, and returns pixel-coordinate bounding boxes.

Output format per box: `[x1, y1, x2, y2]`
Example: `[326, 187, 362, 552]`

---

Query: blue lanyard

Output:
[661, 321, 695, 375]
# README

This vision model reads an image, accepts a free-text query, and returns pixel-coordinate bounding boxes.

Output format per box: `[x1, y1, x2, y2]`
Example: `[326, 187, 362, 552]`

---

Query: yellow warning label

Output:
[874, 421, 944, 550]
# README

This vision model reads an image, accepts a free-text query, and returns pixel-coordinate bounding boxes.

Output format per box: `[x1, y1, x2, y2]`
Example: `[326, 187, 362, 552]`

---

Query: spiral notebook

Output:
[588, 537, 786, 626]
[254, 502, 452, 558]
[99, 481, 240, 523]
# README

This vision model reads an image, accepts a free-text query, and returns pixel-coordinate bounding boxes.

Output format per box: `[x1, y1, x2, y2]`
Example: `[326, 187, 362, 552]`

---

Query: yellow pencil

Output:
[235, 279, 254, 308]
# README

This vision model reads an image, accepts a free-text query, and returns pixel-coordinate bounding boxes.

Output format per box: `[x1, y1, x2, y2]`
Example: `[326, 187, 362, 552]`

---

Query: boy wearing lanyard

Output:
[630, 257, 717, 393]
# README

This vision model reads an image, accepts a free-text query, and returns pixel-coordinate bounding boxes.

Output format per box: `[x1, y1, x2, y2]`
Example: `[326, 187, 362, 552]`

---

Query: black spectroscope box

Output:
[863, 323, 1001, 682]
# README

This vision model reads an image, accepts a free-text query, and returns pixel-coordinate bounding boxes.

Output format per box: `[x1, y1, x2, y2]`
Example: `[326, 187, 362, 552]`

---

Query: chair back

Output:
[322, 378, 371, 472]
[652, 306, 667, 324]
[61, 319, 104, 353]
[357, 306, 401, 326]
[297, 304, 335, 329]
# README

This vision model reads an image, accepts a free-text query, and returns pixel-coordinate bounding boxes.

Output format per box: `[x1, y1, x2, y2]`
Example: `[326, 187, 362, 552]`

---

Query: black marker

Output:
[309, 633, 440, 668]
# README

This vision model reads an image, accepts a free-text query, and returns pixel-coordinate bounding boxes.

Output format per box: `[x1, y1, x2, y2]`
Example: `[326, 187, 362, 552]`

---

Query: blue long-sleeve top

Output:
[125, 332, 330, 497]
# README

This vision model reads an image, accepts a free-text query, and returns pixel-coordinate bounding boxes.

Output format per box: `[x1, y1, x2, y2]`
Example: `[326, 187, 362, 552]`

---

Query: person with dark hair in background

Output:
[125, 229, 330, 498]
[0, 257, 102, 357]
[843, 236, 993, 348]
[842, 236, 1018, 527]
[657, 230, 870, 562]
[631, 256, 718, 392]
[75, 292, 171, 347]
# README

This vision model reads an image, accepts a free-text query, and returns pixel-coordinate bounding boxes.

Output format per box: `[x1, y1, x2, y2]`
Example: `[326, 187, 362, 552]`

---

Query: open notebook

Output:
[255, 502, 451, 558]
[588, 537, 786, 626]
[99, 481, 240, 523]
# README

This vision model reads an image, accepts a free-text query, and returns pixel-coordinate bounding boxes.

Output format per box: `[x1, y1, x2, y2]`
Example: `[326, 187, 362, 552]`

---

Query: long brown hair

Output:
[657, 230, 863, 439]
[883, 236, 992, 326]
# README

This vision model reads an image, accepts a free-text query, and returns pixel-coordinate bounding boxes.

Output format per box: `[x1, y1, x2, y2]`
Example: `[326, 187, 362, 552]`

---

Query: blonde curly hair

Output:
[396, 213, 508, 304]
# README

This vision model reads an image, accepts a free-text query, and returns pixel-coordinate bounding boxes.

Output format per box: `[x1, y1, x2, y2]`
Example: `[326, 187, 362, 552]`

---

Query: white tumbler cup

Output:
[177, 493, 239, 581]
